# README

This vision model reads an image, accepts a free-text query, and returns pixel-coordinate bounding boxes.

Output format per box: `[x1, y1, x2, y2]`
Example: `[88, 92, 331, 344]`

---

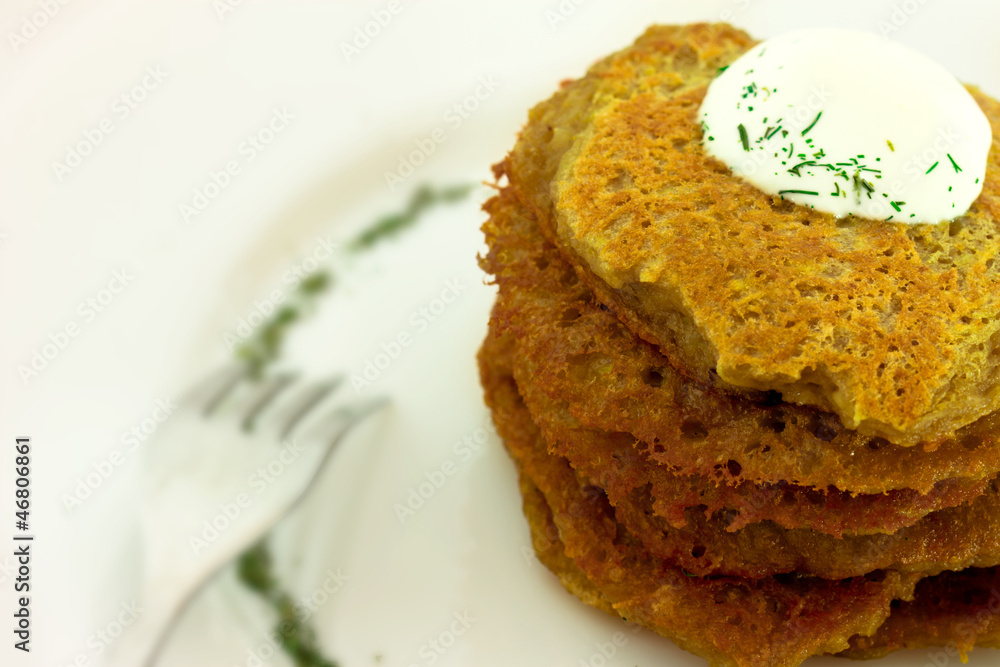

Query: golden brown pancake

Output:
[522, 466, 1000, 664]
[481, 329, 923, 666]
[525, 369, 988, 538]
[480, 185, 1000, 500]
[505, 22, 1000, 446]
[505, 316, 1000, 580]
[480, 21, 1000, 666]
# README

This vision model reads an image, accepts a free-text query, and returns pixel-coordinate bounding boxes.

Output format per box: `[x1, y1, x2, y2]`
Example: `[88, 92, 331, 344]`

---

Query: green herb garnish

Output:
[851, 173, 875, 202]
[947, 153, 962, 173]
[738, 123, 749, 151]
[801, 111, 822, 136]
[350, 183, 474, 252]
[234, 181, 476, 666]
[238, 541, 338, 667]
[237, 272, 332, 381]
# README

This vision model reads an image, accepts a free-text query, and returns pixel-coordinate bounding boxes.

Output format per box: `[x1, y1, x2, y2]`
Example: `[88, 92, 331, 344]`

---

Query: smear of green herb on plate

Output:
[234, 182, 475, 666]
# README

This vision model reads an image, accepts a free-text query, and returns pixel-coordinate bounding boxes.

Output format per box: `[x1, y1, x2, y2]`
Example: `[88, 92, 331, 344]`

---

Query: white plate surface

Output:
[5, 1, 1000, 666]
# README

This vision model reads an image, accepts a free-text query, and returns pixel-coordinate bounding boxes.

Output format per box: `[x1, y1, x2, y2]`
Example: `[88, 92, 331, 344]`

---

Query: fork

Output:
[110, 364, 388, 667]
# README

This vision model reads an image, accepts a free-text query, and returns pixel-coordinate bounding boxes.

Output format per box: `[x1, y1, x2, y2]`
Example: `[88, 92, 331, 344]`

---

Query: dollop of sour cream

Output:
[699, 28, 992, 224]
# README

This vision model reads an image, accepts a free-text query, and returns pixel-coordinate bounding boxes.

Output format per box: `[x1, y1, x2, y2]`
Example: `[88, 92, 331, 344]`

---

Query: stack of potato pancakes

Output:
[477, 23, 1000, 667]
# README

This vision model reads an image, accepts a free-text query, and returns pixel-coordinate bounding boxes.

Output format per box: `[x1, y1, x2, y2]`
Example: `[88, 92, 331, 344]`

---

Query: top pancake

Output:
[506, 23, 1000, 446]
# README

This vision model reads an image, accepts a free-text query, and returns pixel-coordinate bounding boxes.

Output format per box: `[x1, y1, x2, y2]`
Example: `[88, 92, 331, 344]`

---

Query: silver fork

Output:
[110, 364, 388, 667]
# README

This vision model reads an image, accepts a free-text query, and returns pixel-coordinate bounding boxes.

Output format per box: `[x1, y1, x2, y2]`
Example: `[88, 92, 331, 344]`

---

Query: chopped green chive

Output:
[778, 189, 819, 196]
[890, 201, 905, 212]
[947, 153, 962, 173]
[738, 123, 749, 151]
[926, 161, 939, 174]
[801, 111, 822, 136]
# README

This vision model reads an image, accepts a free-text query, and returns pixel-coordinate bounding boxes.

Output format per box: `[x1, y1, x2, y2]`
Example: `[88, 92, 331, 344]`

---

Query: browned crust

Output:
[505, 22, 1000, 446]
[520, 465, 1000, 664]
[842, 567, 1000, 660]
[480, 185, 1000, 497]
[480, 327, 921, 666]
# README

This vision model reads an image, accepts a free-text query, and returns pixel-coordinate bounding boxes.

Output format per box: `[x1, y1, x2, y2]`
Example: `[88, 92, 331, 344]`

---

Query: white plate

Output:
[7, 1, 1000, 666]
[164, 119, 1000, 667]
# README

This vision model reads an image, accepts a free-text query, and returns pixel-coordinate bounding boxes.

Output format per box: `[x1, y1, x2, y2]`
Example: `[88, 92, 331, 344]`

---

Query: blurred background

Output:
[3, 1, 1000, 665]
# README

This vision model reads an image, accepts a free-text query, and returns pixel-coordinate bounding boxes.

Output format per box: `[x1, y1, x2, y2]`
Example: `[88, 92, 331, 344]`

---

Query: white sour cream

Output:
[699, 28, 991, 224]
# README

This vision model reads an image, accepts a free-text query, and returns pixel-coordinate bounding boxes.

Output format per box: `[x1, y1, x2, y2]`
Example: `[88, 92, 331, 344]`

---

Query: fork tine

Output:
[298, 396, 391, 446]
[174, 363, 249, 412]
[280, 396, 390, 511]
[240, 373, 299, 431]
[201, 364, 252, 416]
[278, 376, 344, 439]
[130, 395, 389, 667]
